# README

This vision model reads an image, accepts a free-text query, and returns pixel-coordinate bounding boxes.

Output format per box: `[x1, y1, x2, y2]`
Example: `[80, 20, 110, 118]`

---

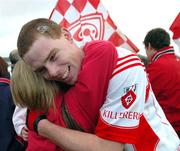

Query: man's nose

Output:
[45, 64, 58, 79]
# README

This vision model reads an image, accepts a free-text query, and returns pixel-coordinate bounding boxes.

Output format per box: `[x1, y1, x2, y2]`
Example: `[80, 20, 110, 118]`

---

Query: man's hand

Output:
[26, 109, 47, 133]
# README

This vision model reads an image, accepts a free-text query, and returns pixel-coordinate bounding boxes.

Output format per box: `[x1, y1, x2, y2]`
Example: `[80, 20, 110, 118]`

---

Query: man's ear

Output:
[62, 27, 73, 42]
[146, 42, 154, 51]
[148, 43, 157, 52]
[148, 42, 152, 49]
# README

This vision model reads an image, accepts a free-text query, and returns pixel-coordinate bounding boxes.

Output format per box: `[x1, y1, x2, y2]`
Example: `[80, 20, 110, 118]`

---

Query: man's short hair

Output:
[143, 28, 170, 50]
[17, 18, 62, 58]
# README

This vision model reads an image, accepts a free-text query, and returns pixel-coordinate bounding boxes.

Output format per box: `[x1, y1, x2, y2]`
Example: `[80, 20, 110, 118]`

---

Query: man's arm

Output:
[38, 119, 124, 151]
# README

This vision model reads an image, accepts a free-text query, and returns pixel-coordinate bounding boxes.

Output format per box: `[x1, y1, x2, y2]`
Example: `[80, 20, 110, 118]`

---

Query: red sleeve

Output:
[65, 41, 117, 132]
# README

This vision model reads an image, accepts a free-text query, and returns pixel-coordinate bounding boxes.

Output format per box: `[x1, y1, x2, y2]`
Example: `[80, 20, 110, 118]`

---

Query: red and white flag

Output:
[170, 12, 180, 51]
[49, 0, 139, 53]
[170, 12, 180, 40]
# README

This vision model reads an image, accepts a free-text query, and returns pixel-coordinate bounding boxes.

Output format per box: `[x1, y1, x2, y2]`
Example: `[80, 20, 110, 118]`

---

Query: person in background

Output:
[16, 18, 180, 151]
[143, 28, 180, 137]
[9, 49, 21, 72]
[0, 56, 24, 151]
[9, 49, 28, 144]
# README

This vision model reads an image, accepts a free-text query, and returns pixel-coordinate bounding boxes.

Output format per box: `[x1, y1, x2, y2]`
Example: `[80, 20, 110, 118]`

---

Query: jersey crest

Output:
[121, 84, 137, 109]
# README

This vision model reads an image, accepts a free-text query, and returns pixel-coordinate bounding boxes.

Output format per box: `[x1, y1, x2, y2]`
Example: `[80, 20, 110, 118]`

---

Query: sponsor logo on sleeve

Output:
[102, 110, 140, 120]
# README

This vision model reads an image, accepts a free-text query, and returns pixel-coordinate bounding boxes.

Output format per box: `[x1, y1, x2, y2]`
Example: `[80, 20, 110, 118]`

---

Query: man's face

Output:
[23, 35, 83, 85]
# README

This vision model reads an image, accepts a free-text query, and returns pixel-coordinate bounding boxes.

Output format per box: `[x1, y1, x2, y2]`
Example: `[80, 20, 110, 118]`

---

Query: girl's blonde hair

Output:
[10, 60, 59, 112]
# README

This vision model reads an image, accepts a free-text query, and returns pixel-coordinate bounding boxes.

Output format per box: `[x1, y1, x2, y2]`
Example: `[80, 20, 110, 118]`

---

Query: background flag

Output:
[170, 12, 180, 51]
[170, 12, 180, 40]
[49, 0, 139, 52]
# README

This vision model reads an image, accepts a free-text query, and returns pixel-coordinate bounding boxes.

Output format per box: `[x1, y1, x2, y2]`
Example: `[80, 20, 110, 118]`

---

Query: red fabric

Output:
[0, 78, 10, 84]
[95, 115, 159, 151]
[170, 12, 180, 39]
[27, 41, 118, 150]
[95, 116, 138, 144]
[26, 110, 45, 131]
[134, 116, 159, 151]
[26, 93, 65, 151]
[146, 47, 180, 132]
[49, 0, 139, 52]
[65, 40, 117, 132]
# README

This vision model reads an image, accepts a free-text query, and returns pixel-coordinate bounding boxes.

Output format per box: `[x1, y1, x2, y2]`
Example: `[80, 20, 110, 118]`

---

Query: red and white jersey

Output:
[95, 48, 180, 151]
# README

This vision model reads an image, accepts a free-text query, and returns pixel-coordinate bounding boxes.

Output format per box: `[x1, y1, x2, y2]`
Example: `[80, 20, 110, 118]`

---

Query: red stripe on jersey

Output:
[0, 78, 10, 84]
[115, 58, 141, 69]
[95, 115, 138, 144]
[111, 63, 143, 78]
[95, 115, 159, 150]
[134, 115, 159, 150]
[117, 54, 137, 61]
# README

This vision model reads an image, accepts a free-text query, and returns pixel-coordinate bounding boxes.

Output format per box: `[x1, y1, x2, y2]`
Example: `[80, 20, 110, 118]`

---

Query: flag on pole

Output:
[49, 0, 139, 53]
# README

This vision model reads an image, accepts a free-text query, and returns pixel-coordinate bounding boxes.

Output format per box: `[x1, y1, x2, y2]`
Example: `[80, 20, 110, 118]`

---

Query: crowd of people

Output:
[0, 18, 180, 151]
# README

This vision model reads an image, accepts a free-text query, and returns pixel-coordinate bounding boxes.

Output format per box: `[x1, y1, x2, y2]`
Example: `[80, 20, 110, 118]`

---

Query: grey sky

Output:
[0, 0, 180, 58]
[0, 0, 57, 57]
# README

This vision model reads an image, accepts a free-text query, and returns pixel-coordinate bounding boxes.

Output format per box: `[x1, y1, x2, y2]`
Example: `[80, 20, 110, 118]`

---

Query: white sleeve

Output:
[12, 106, 27, 136]
[95, 51, 148, 143]
[100, 65, 147, 127]
[96, 51, 180, 150]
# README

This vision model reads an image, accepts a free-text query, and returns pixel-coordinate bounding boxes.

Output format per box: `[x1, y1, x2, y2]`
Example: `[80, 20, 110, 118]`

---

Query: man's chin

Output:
[54, 76, 77, 86]
[66, 76, 77, 85]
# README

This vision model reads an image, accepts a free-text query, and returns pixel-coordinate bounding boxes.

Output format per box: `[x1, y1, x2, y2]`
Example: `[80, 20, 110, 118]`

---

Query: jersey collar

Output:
[151, 46, 174, 62]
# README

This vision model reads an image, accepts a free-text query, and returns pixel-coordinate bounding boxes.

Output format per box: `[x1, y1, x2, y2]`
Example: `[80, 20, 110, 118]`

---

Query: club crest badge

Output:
[121, 85, 137, 109]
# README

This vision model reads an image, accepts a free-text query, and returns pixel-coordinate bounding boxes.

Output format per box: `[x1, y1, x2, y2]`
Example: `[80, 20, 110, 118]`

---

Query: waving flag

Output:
[170, 12, 180, 51]
[170, 12, 180, 40]
[49, 0, 139, 52]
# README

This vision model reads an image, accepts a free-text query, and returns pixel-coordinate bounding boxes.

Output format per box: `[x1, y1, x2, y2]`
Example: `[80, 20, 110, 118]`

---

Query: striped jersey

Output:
[95, 47, 180, 151]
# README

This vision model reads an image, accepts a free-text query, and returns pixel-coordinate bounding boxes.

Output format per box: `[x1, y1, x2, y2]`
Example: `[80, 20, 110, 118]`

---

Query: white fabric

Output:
[174, 38, 180, 55]
[12, 106, 27, 136]
[99, 48, 180, 150]
[49, 0, 139, 52]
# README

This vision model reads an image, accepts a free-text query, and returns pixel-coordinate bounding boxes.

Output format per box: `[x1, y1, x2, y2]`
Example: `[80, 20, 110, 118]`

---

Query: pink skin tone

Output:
[23, 34, 84, 85]
[21, 126, 28, 141]
[145, 44, 156, 61]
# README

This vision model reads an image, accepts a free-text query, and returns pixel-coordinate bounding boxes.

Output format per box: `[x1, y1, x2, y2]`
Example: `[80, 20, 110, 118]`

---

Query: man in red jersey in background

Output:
[144, 28, 180, 138]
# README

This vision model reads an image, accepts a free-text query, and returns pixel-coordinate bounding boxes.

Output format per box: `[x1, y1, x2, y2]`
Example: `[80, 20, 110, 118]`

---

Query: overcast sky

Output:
[0, 0, 180, 58]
